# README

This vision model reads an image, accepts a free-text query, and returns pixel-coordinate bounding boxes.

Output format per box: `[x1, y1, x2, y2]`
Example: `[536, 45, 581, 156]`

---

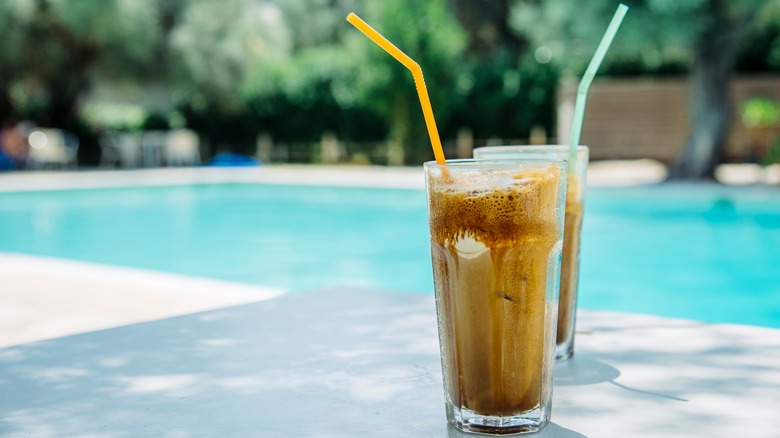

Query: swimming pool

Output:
[1, 182, 779, 328]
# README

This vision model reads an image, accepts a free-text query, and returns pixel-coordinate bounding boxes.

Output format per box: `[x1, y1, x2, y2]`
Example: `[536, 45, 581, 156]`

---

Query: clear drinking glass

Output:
[473, 146, 589, 360]
[425, 158, 567, 434]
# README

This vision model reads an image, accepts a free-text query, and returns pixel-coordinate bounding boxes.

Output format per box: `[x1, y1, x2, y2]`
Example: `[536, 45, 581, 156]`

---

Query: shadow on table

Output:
[555, 351, 688, 402]
[554, 352, 620, 386]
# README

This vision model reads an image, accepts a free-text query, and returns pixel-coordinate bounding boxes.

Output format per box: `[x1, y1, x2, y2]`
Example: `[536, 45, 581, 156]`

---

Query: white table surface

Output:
[1, 288, 779, 437]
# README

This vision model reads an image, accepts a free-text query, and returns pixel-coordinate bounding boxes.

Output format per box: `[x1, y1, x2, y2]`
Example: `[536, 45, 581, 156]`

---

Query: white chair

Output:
[164, 129, 200, 166]
[141, 131, 166, 167]
[115, 132, 142, 168]
[98, 132, 121, 168]
[27, 128, 78, 169]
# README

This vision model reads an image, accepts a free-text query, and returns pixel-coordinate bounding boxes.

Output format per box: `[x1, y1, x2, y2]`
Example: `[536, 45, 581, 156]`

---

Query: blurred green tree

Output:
[240, 1, 377, 145]
[170, 0, 291, 153]
[451, 0, 527, 60]
[3, 0, 778, 167]
[170, 0, 290, 112]
[0, 0, 161, 125]
[512, 0, 773, 179]
[0, 2, 25, 120]
[345, 0, 466, 164]
[243, 0, 466, 164]
[0, 0, 296, 159]
[0, 0, 167, 163]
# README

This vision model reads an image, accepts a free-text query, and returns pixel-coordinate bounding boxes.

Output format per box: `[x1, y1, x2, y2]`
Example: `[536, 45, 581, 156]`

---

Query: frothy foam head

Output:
[427, 166, 564, 249]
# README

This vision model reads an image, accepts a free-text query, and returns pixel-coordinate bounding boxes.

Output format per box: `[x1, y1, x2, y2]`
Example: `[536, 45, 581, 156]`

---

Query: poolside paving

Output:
[2, 160, 777, 192]
[0, 160, 674, 194]
[0, 165, 426, 192]
[0, 253, 284, 348]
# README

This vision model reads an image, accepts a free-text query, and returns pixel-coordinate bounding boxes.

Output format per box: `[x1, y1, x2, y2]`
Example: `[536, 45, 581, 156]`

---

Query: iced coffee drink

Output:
[474, 146, 588, 360]
[425, 159, 567, 434]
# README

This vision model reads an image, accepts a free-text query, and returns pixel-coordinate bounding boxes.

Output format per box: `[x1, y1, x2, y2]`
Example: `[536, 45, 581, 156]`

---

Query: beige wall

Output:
[557, 76, 780, 162]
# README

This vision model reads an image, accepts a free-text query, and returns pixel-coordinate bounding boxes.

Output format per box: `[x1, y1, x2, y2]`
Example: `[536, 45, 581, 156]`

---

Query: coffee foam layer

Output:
[427, 167, 562, 250]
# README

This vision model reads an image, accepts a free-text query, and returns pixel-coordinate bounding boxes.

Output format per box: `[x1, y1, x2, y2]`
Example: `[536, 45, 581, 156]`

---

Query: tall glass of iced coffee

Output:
[425, 158, 567, 434]
[474, 146, 588, 361]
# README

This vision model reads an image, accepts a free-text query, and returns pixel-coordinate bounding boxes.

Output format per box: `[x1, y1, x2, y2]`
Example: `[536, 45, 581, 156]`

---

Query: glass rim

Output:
[423, 158, 567, 170]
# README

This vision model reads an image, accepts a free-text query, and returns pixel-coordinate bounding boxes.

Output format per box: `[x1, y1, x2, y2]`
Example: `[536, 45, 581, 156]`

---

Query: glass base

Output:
[447, 403, 549, 435]
[555, 338, 574, 361]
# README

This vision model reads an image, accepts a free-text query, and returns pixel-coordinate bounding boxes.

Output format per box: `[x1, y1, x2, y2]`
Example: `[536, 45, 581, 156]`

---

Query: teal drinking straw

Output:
[568, 4, 629, 173]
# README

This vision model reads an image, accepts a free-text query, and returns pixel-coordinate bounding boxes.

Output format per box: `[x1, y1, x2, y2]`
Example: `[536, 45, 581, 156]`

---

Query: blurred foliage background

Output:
[0, 0, 778, 169]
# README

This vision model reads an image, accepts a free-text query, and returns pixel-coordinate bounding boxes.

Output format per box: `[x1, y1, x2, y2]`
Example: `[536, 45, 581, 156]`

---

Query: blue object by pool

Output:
[0, 151, 16, 170]
[0, 183, 778, 328]
[208, 153, 261, 167]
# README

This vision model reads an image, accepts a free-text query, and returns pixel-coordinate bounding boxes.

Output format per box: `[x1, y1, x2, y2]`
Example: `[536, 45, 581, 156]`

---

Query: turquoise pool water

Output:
[1, 183, 779, 328]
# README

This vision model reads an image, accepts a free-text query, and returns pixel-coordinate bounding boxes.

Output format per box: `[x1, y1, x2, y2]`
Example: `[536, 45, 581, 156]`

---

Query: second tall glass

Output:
[474, 145, 589, 360]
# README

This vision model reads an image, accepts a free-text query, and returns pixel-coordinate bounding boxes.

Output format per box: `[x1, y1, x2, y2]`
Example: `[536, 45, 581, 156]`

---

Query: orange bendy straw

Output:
[346, 12, 446, 165]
